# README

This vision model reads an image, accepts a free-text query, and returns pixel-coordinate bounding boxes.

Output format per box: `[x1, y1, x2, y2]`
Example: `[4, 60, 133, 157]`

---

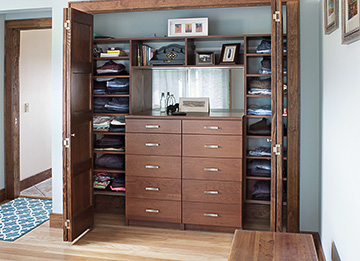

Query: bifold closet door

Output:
[63, 8, 94, 242]
[270, 0, 285, 232]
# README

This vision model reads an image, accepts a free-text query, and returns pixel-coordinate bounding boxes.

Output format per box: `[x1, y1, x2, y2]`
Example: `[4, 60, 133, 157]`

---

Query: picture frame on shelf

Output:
[179, 97, 209, 112]
[342, 0, 360, 44]
[195, 52, 215, 65]
[220, 43, 240, 64]
[324, 0, 339, 34]
[168, 18, 208, 37]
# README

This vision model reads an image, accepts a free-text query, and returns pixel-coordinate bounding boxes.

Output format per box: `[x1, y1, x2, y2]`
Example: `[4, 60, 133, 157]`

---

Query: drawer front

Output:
[183, 120, 242, 135]
[126, 198, 181, 223]
[126, 155, 181, 179]
[126, 133, 181, 156]
[183, 202, 241, 227]
[126, 119, 181, 134]
[126, 177, 181, 201]
[183, 180, 241, 204]
[182, 157, 242, 181]
[182, 135, 242, 158]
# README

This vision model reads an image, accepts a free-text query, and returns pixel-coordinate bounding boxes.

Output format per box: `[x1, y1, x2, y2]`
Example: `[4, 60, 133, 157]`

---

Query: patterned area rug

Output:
[0, 197, 52, 241]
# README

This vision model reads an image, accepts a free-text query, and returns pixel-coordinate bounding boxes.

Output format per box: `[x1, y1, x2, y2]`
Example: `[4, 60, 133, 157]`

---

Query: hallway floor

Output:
[20, 178, 52, 199]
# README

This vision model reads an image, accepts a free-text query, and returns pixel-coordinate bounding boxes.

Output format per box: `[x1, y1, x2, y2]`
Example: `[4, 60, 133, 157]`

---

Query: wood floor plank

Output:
[0, 211, 233, 260]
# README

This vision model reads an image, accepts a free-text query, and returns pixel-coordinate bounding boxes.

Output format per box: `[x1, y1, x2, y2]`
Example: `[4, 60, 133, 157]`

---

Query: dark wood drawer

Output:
[182, 157, 242, 181]
[126, 133, 181, 156]
[182, 135, 242, 158]
[183, 120, 242, 135]
[126, 155, 181, 179]
[183, 202, 241, 227]
[126, 177, 181, 201]
[183, 180, 241, 204]
[126, 119, 181, 134]
[126, 198, 181, 223]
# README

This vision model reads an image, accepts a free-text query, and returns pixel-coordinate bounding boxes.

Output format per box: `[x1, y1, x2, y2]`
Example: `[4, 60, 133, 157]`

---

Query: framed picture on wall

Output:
[179, 97, 209, 112]
[324, 0, 339, 34]
[220, 43, 240, 64]
[168, 18, 208, 37]
[342, 0, 360, 44]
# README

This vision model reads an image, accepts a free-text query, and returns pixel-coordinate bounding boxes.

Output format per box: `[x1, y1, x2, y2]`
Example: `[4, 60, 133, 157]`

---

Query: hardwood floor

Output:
[0, 210, 233, 260]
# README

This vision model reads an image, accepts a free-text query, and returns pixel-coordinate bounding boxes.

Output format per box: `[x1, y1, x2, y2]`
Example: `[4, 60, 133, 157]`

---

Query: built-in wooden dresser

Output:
[125, 110, 243, 231]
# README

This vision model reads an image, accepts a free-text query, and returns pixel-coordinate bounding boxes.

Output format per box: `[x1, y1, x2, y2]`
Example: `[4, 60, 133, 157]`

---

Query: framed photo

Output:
[220, 43, 240, 64]
[195, 52, 215, 65]
[168, 18, 208, 37]
[342, 0, 360, 44]
[324, 0, 339, 34]
[179, 97, 209, 112]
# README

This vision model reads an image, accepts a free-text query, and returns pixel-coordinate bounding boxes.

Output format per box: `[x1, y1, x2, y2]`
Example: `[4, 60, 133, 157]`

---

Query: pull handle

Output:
[145, 187, 160, 191]
[146, 209, 160, 213]
[204, 145, 219, 149]
[145, 143, 159, 147]
[204, 190, 219, 195]
[145, 165, 159, 169]
[204, 126, 219, 130]
[204, 213, 219, 217]
[145, 125, 160, 129]
[204, 168, 219, 172]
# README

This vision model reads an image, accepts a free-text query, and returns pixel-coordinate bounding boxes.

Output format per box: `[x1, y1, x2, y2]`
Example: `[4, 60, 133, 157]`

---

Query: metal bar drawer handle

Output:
[204, 190, 219, 195]
[145, 143, 159, 147]
[145, 187, 160, 191]
[145, 125, 160, 129]
[204, 213, 219, 217]
[204, 168, 219, 172]
[204, 126, 219, 130]
[145, 165, 159, 169]
[204, 145, 219, 149]
[146, 209, 160, 213]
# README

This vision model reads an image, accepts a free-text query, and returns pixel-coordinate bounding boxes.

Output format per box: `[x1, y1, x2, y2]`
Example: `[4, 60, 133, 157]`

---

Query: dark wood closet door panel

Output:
[182, 157, 242, 181]
[63, 8, 94, 242]
[126, 155, 181, 179]
[182, 135, 242, 158]
[182, 120, 242, 135]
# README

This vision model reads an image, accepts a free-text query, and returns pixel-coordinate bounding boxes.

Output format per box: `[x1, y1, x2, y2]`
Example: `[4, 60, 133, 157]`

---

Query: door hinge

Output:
[63, 138, 70, 148]
[273, 144, 281, 155]
[64, 219, 71, 229]
[64, 20, 70, 30]
[273, 11, 281, 22]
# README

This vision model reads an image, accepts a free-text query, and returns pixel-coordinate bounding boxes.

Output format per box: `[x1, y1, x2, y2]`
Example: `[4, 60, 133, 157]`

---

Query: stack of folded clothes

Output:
[259, 58, 287, 74]
[109, 118, 125, 132]
[247, 105, 271, 116]
[110, 174, 125, 191]
[248, 118, 271, 135]
[96, 61, 128, 75]
[248, 78, 271, 95]
[247, 159, 271, 177]
[93, 172, 112, 189]
[248, 146, 271, 157]
[93, 97, 129, 113]
[93, 116, 114, 131]
[106, 78, 129, 94]
[95, 154, 125, 170]
[93, 79, 108, 95]
[95, 135, 125, 151]
[251, 181, 270, 200]
[255, 40, 287, 54]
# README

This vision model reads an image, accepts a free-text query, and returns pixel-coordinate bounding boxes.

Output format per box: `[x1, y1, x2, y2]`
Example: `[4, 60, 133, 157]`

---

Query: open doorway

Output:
[18, 29, 52, 199]
[4, 18, 52, 200]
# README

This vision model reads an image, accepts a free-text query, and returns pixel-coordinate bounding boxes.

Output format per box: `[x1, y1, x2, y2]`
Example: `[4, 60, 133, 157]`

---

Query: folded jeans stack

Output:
[255, 40, 287, 54]
[247, 159, 271, 177]
[109, 118, 125, 132]
[248, 146, 271, 157]
[95, 135, 125, 151]
[251, 181, 270, 200]
[248, 118, 271, 135]
[248, 78, 271, 95]
[94, 97, 129, 113]
[95, 154, 125, 170]
[259, 57, 287, 75]
[247, 105, 271, 116]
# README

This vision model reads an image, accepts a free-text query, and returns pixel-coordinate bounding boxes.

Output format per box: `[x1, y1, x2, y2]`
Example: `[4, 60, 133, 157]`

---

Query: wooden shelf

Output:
[94, 190, 125, 196]
[246, 53, 271, 57]
[93, 94, 129, 97]
[133, 64, 245, 69]
[93, 113, 129, 116]
[246, 135, 287, 139]
[246, 115, 271, 118]
[93, 75, 130, 79]
[93, 150, 125, 154]
[245, 200, 270, 205]
[93, 131, 125, 135]
[94, 56, 130, 60]
[246, 176, 271, 180]
[93, 168, 125, 173]
[246, 94, 271, 98]
[246, 73, 287, 77]
[94, 38, 131, 43]
[246, 156, 271, 160]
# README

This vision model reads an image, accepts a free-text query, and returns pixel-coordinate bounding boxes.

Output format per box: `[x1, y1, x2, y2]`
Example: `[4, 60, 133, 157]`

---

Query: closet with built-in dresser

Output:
[63, 0, 299, 242]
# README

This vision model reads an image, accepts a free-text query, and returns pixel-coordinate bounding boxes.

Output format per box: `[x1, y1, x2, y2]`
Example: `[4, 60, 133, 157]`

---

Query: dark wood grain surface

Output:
[126, 119, 181, 133]
[182, 120, 242, 135]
